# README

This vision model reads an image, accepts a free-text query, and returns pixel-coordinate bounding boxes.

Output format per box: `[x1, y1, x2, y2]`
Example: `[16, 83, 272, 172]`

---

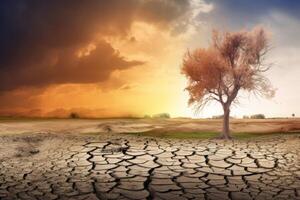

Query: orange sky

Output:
[1, 1, 300, 118]
[0, 22, 196, 118]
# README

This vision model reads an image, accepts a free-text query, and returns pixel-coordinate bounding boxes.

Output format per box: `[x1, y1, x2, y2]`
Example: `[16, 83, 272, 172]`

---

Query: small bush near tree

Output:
[212, 115, 223, 119]
[250, 114, 265, 119]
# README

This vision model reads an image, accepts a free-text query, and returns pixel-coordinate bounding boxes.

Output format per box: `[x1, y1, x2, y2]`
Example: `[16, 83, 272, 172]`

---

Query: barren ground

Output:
[0, 118, 299, 200]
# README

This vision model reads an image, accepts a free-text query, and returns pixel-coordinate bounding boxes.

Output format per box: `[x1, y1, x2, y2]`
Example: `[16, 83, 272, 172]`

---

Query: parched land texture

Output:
[0, 119, 299, 200]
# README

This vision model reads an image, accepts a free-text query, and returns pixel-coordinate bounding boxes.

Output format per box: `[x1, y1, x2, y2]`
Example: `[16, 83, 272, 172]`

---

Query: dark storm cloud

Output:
[201, 0, 300, 28]
[0, 0, 191, 91]
[0, 41, 144, 91]
[138, 0, 190, 24]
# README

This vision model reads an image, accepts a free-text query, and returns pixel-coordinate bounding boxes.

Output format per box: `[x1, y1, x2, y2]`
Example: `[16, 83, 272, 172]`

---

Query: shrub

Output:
[69, 112, 80, 119]
[212, 115, 223, 119]
[250, 114, 265, 119]
[152, 113, 170, 119]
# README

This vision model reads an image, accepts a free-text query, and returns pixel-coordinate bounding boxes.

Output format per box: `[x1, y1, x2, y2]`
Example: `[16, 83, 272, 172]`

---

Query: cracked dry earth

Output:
[0, 134, 300, 200]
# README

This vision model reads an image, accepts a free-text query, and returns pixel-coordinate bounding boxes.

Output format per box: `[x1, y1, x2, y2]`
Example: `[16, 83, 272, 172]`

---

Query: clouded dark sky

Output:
[0, 0, 299, 118]
[0, 0, 190, 91]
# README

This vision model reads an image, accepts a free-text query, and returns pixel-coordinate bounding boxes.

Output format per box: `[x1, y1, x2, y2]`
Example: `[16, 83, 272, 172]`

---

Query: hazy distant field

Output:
[0, 117, 299, 159]
[0, 118, 299, 137]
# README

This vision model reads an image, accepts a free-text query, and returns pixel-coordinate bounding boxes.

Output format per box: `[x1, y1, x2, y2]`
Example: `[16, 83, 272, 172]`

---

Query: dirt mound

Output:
[97, 121, 162, 133]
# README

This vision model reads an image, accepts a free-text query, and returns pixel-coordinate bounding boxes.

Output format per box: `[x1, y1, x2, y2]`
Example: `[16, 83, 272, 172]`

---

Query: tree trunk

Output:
[221, 105, 232, 139]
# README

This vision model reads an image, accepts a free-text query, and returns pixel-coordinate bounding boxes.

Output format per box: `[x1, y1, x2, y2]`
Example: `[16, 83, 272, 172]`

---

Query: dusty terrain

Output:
[0, 119, 299, 200]
[1, 118, 300, 136]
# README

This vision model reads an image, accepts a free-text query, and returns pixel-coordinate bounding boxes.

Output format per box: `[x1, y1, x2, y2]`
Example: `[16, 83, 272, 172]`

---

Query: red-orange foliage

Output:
[181, 27, 275, 139]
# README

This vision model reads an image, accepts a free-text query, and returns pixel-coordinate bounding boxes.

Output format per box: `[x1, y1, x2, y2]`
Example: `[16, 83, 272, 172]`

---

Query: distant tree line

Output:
[144, 113, 170, 119]
[243, 114, 265, 119]
[211, 114, 266, 119]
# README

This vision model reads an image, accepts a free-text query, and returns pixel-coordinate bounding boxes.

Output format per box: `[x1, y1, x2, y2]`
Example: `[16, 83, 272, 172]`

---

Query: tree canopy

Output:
[181, 27, 275, 139]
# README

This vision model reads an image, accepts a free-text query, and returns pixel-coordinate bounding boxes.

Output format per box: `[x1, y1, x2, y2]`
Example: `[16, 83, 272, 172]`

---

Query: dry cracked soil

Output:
[0, 119, 299, 200]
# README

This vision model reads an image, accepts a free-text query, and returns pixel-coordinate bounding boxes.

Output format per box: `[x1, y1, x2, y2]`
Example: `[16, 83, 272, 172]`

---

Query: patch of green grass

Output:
[233, 132, 300, 139]
[124, 131, 218, 139]
[123, 131, 300, 140]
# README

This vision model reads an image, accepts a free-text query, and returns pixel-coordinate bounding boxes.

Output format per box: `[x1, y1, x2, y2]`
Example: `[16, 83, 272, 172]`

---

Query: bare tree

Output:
[181, 27, 275, 139]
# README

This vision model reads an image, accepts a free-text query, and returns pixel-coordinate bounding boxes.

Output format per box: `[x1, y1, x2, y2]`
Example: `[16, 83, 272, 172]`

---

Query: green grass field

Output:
[123, 131, 300, 140]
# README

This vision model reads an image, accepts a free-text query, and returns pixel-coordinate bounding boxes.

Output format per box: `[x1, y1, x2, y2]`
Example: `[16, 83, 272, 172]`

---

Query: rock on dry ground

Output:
[0, 130, 299, 200]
